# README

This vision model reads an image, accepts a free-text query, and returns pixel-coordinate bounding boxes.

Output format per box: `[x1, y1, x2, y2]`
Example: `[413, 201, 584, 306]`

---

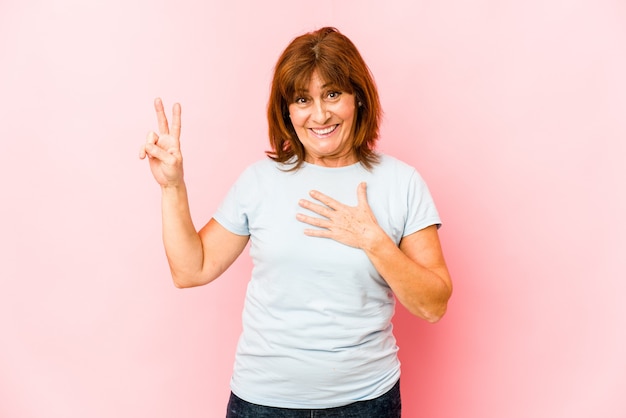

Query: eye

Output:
[294, 97, 308, 105]
[327, 91, 342, 100]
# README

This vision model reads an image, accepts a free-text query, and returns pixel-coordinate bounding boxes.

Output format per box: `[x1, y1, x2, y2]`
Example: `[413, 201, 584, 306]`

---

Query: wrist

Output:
[362, 225, 393, 254]
[160, 179, 186, 191]
[160, 181, 189, 201]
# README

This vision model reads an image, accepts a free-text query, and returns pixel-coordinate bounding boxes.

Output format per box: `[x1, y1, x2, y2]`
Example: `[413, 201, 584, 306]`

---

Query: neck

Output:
[304, 152, 358, 167]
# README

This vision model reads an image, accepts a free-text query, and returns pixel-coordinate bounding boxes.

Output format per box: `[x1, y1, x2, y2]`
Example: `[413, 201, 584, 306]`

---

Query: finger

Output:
[303, 228, 331, 238]
[308, 190, 342, 210]
[298, 199, 334, 218]
[296, 213, 330, 228]
[170, 102, 182, 140]
[356, 182, 369, 206]
[154, 97, 170, 135]
[144, 143, 177, 165]
[147, 131, 159, 145]
[139, 131, 158, 159]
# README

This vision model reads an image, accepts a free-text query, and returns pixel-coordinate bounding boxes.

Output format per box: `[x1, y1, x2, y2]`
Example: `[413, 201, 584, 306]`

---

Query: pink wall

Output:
[1, 0, 625, 417]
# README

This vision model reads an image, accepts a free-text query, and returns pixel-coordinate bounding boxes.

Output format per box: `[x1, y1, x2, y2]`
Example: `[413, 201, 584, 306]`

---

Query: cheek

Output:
[336, 100, 356, 120]
[339, 108, 356, 126]
[288, 110, 308, 128]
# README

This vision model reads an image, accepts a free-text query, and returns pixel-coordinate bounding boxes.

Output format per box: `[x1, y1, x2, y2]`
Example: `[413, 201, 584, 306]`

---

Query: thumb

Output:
[356, 182, 369, 206]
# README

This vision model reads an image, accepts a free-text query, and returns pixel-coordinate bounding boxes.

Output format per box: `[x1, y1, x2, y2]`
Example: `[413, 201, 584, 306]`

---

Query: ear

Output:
[355, 93, 364, 108]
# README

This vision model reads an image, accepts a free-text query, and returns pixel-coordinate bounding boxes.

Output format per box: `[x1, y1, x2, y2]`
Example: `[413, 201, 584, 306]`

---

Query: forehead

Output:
[302, 71, 326, 89]
[295, 70, 338, 92]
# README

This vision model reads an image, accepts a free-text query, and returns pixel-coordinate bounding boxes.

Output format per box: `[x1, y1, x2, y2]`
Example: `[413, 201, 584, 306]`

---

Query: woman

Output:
[140, 27, 452, 418]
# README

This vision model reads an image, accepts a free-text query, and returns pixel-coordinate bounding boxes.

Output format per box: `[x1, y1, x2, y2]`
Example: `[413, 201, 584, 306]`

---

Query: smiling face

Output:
[288, 70, 357, 167]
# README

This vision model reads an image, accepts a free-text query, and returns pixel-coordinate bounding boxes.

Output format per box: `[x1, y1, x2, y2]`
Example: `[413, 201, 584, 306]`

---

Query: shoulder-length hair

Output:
[266, 27, 382, 170]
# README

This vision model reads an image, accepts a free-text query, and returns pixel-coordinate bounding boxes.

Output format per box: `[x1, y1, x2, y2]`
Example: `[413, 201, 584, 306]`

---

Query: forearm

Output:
[363, 230, 452, 322]
[160, 182, 205, 287]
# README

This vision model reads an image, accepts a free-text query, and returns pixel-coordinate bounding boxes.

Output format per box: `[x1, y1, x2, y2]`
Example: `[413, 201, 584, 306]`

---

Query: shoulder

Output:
[238, 157, 286, 179]
[373, 153, 419, 177]
[372, 154, 434, 196]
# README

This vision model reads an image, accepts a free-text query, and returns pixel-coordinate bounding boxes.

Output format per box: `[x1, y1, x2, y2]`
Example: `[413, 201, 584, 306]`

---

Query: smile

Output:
[309, 125, 338, 137]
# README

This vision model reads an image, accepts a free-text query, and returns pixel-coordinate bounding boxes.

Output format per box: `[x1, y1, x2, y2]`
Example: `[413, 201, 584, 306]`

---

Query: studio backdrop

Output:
[1, 0, 625, 417]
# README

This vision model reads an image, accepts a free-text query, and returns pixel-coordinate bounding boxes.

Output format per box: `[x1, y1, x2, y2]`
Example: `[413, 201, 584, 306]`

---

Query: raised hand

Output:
[139, 98, 184, 187]
[296, 182, 385, 250]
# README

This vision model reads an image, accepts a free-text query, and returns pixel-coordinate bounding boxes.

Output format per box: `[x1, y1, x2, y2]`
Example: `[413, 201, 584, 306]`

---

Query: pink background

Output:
[2, 0, 625, 417]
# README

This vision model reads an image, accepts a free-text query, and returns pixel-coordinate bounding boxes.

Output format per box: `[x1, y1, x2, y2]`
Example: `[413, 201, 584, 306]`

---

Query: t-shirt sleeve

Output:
[403, 169, 442, 237]
[213, 170, 252, 236]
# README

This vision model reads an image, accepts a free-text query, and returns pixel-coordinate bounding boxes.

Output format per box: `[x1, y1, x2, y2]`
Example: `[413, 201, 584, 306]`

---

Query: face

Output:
[288, 70, 357, 167]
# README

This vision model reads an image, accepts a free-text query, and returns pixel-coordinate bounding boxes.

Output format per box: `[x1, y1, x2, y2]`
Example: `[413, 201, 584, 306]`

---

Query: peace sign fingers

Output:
[154, 98, 182, 140]
[141, 98, 185, 187]
[154, 97, 170, 136]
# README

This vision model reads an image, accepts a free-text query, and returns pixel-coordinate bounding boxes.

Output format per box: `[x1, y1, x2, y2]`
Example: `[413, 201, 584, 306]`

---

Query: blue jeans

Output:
[225, 380, 401, 417]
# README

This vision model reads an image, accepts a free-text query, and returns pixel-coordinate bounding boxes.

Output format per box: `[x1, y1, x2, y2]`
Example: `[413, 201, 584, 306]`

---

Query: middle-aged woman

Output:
[140, 27, 452, 418]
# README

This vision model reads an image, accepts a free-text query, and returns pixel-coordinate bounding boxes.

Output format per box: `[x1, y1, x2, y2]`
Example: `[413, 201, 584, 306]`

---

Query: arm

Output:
[363, 224, 451, 322]
[160, 186, 249, 288]
[140, 98, 249, 288]
[296, 182, 452, 322]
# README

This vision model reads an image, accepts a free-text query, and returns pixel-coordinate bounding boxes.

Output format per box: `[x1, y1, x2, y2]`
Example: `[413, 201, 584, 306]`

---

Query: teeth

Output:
[311, 125, 337, 135]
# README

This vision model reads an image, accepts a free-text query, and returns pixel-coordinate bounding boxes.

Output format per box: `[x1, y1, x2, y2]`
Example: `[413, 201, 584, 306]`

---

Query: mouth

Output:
[309, 125, 339, 137]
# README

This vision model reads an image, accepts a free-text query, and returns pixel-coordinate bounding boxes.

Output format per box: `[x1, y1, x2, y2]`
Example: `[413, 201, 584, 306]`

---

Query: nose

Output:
[311, 100, 330, 124]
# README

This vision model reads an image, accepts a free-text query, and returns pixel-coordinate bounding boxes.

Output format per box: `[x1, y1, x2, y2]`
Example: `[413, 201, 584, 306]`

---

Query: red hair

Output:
[266, 27, 382, 169]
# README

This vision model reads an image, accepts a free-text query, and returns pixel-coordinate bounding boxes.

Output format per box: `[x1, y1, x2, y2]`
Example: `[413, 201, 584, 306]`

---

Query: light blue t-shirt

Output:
[214, 154, 441, 409]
